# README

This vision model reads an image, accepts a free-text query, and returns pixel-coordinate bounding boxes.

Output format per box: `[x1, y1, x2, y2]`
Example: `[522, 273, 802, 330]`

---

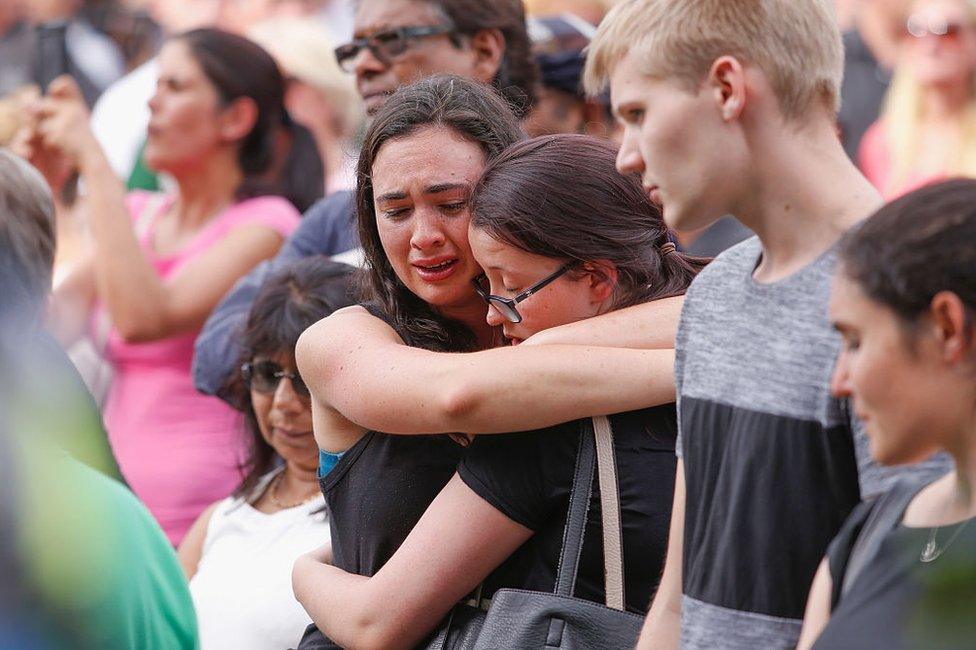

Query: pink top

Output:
[101, 191, 300, 545]
[859, 120, 947, 200]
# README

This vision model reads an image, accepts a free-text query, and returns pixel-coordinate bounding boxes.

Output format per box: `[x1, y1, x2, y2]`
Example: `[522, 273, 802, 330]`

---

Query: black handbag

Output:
[429, 415, 643, 650]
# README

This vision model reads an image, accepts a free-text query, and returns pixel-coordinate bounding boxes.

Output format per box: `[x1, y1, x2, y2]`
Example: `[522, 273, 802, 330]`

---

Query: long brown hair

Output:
[356, 75, 524, 351]
[471, 134, 707, 306]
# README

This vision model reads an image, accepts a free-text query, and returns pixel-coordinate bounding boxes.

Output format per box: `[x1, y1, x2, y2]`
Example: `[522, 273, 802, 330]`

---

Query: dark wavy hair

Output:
[432, 0, 537, 118]
[176, 28, 323, 212]
[225, 257, 358, 499]
[839, 178, 976, 334]
[356, 75, 524, 351]
[471, 134, 708, 307]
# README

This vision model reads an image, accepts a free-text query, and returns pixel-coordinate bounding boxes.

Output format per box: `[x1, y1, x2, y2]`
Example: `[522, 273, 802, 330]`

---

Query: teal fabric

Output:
[318, 449, 345, 478]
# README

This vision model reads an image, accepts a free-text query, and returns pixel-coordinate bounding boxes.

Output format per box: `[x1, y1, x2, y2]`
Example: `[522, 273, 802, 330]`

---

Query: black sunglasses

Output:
[471, 263, 575, 324]
[242, 360, 310, 399]
[334, 25, 456, 72]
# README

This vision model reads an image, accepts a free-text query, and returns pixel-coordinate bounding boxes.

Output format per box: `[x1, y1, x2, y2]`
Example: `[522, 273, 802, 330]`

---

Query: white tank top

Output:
[189, 470, 328, 650]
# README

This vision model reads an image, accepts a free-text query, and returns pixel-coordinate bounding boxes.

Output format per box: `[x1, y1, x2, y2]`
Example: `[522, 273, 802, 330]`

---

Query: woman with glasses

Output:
[860, 0, 976, 198]
[294, 132, 705, 649]
[797, 180, 976, 649]
[178, 257, 356, 650]
[291, 76, 688, 649]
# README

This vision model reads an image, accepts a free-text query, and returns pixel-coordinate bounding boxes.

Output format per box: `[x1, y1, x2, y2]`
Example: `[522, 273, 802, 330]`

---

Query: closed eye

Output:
[382, 207, 410, 220]
[440, 201, 466, 214]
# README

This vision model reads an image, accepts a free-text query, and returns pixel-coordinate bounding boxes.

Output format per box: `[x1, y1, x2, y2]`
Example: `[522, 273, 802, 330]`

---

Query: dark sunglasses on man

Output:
[471, 263, 575, 324]
[241, 360, 311, 399]
[334, 24, 457, 72]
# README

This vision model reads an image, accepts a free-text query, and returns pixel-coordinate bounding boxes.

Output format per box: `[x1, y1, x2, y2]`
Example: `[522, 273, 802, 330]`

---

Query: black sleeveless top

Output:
[297, 304, 466, 649]
[813, 479, 976, 649]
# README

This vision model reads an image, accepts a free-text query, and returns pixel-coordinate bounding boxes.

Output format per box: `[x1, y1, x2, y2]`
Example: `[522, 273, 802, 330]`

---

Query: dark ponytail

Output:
[471, 134, 707, 308]
[177, 28, 323, 211]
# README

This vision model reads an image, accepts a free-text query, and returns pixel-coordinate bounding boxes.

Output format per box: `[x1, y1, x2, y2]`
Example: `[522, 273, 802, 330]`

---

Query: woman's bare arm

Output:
[524, 295, 684, 349]
[80, 153, 285, 342]
[296, 307, 676, 435]
[636, 460, 685, 650]
[35, 77, 286, 343]
[292, 474, 531, 650]
[797, 559, 833, 650]
[177, 502, 219, 580]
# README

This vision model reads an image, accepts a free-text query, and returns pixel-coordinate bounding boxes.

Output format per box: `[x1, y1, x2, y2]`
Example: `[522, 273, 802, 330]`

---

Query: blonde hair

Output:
[880, 0, 976, 194]
[583, 0, 844, 122]
[247, 17, 363, 134]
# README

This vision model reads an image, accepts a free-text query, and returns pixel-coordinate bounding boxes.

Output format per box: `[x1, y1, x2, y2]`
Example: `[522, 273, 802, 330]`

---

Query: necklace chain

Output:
[269, 472, 319, 510]
[920, 517, 973, 563]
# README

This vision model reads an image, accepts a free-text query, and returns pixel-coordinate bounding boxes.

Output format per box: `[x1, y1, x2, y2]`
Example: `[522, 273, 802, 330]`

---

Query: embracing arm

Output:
[797, 559, 833, 650]
[292, 474, 531, 650]
[296, 308, 676, 435]
[524, 295, 684, 349]
[636, 460, 685, 650]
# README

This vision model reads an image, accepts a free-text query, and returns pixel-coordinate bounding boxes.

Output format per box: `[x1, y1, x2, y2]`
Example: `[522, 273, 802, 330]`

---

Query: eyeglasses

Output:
[242, 360, 310, 399]
[334, 25, 456, 72]
[907, 14, 968, 40]
[471, 263, 575, 324]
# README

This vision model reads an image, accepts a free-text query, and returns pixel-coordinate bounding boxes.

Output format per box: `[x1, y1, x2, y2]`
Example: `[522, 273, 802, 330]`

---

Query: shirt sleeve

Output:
[191, 192, 356, 398]
[458, 425, 577, 532]
[673, 281, 698, 459]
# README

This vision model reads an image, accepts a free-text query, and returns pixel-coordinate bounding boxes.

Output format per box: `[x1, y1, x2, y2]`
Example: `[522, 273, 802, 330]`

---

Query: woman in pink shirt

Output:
[860, 0, 976, 199]
[24, 29, 307, 544]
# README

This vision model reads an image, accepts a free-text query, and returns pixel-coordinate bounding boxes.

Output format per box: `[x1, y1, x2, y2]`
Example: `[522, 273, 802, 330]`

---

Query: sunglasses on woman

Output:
[471, 263, 575, 324]
[907, 14, 968, 40]
[241, 360, 310, 399]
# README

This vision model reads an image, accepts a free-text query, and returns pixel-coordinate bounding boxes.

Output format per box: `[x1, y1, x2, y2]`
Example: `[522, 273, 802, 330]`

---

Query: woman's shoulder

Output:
[218, 194, 302, 238]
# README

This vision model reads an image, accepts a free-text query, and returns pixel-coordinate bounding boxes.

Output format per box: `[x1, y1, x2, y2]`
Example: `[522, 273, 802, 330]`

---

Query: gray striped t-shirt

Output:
[674, 237, 949, 649]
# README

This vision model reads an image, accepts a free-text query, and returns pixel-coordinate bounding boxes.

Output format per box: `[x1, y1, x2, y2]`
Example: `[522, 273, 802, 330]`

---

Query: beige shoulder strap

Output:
[592, 415, 625, 610]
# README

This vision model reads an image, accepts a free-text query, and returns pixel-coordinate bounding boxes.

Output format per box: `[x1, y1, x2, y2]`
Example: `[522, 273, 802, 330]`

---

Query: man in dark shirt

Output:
[193, 0, 537, 399]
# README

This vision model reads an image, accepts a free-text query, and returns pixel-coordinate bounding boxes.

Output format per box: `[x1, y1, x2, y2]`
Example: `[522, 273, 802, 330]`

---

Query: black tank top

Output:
[320, 303, 464, 576]
[297, 304, 466, 649]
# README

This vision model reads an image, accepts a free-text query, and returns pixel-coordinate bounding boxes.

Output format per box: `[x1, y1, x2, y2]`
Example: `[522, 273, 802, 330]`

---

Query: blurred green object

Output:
[31, 330, 124, 484]
[909, 531, 976, 648]
[126, 140, 160, 192]
[7, 438, 199, 649]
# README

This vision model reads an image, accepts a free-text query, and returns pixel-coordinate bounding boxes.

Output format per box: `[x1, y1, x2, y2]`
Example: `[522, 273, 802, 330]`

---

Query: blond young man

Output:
[585, 1, 949, 648]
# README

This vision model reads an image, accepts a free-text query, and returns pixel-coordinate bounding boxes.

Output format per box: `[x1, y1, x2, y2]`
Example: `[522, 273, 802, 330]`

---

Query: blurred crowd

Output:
[2, 0, 976, 649]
